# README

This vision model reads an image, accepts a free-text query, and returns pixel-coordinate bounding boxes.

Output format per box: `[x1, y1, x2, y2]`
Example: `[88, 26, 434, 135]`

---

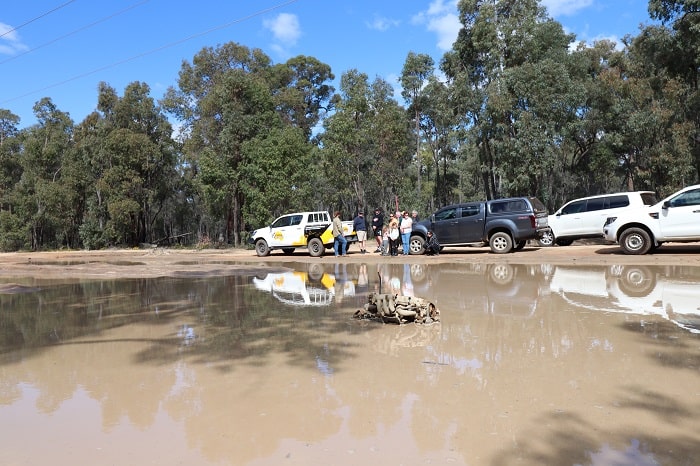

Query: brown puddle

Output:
[0, 262, 698, 465]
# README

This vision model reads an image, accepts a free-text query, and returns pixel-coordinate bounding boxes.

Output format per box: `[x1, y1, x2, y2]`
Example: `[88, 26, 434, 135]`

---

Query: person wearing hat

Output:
[371, 207, 384, 253]
[353, 210, 368, 253]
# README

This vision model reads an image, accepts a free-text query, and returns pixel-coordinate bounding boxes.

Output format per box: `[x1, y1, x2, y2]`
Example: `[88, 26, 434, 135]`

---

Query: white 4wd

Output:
[540, 191, 657, 246]
[249, 211, 356, 257]
[603, 184, 700, 254]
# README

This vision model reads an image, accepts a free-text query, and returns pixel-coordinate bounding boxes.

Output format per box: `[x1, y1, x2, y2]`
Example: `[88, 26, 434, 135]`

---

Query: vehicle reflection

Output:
[549, 265, 700, 334]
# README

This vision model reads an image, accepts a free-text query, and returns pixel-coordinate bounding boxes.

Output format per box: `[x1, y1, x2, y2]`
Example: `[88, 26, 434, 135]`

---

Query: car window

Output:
[489, 202, 505, 213]
[528, 197, 546, 211]
[640, 193, 658, 205]
[607, 195, 630, 209]
[586, 197, 606, 212]
[507, 200, 527, 211]
[561, 200, 586, 215]
[435, 208, 457, 220]
[669, 188, 700, 207]
[461, 205, 480, 217]
[271, 216, 290, 228]
[290, 215, 303, 226]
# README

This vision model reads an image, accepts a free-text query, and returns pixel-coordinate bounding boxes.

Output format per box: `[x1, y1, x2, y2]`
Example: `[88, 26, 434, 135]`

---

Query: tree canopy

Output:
[0, 0, 697, 251]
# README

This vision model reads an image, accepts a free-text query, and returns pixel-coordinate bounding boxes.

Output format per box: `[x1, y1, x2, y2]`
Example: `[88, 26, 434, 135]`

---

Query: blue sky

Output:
[1, 0, 655, 129]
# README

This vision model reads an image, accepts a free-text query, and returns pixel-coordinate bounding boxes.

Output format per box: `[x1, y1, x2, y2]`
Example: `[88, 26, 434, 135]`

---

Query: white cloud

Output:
[263, 13, 301, 46]
[541, 0, 594, 17]
[366, 15, 400, 32]
[0, 22, 29, 56]
[427, 13, 461, 51]
[412, 0, 461, 52]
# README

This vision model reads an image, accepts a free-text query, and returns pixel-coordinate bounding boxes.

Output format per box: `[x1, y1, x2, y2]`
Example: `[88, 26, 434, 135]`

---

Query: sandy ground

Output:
[2, 241, 700, 279]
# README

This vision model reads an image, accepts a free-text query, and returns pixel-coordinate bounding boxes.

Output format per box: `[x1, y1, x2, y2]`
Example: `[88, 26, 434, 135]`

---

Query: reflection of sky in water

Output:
[585, 440, 660, 466]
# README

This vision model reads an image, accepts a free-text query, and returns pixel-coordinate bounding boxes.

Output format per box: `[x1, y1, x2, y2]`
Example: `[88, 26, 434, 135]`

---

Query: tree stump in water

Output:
[354, 292, 440, 324]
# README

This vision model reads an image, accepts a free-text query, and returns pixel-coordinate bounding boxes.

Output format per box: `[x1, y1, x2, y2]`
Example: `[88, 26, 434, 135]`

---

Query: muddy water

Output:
[0, 262, 699, 465]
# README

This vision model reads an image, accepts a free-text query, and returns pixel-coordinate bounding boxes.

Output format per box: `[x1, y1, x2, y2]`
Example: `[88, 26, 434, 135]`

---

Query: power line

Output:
[1, 0, 151, 66]
[0, 0, 78, 39]
[1, 0, 300, 106]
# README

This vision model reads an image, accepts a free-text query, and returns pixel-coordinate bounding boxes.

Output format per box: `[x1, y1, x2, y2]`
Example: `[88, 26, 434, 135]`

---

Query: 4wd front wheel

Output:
[489, 232, 513, 254]
[307, 237, 325, 257]
[619, 227, 652, 255]
[409, 235, 425, 255]
[255, 239, 270, 257]
[538, 229, 554, 247]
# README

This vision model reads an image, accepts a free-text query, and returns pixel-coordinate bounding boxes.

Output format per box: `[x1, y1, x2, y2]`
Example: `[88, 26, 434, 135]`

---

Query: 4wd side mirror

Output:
[662, 201, 670, 209]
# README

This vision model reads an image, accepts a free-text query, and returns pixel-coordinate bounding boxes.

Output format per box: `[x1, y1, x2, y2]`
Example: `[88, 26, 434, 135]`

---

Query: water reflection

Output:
[549, 264, 700, 333]
[0, 262, 698, 465]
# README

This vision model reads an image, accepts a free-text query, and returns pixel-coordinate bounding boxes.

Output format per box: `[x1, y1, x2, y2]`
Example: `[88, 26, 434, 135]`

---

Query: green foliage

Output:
[4, 11, 700, 250]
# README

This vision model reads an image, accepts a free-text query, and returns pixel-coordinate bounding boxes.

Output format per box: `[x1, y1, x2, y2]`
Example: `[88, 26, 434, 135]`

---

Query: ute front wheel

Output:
[489, 232, 513, 254]
[255, 239, 270, 257]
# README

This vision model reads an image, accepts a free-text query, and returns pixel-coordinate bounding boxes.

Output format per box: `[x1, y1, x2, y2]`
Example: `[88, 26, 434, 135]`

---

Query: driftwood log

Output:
[353, 292, 440, 325]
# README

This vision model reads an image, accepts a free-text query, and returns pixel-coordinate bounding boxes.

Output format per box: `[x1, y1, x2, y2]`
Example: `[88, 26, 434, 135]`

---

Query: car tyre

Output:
[538, 230, 554, 247]
[308, 237, 325, 257]
[617, 266, 656, 297]
[489, 264, 514, 285]
[409, 235, 426, 255]
[489, 232, 513, 254]
[619, 227, 652, 255]
[255, 239, 270, 257]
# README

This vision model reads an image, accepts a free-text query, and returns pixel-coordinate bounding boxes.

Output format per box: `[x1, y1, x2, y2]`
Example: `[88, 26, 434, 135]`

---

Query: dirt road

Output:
[1, 241, 700, 279]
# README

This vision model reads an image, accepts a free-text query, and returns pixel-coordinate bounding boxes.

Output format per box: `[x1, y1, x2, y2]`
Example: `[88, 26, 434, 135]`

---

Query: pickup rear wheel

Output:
[619, 227, 652, 255]
[255, 239, 270, 257]
[308, 237, 325, 257]
[489, 232, 513, 254]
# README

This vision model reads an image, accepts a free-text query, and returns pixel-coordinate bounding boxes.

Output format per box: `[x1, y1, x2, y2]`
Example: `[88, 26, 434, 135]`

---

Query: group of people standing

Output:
[368, 208, 418, 256]
[334, 208, 439, 256]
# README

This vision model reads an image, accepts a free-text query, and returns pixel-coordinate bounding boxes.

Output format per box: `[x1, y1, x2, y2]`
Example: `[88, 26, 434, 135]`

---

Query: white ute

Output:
[603, 184, 700, 254]
[249, 211, 356, 257]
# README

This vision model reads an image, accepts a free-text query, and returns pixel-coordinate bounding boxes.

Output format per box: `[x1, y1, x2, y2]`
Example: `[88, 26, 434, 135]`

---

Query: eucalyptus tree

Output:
[13, 98, 75, 249]
[268, 55, 335, 140]
[0, 109, 24, 250]
[162, 43, 333, 243]
[400, 52, 435, 197]
[77, 82, 176, 247]
[442, 0, 580, 200]
[0, 109, 22, 210]
[642, 0, 700, 184]
[320, 69, 411, 215]
[619, 27, 696, 194]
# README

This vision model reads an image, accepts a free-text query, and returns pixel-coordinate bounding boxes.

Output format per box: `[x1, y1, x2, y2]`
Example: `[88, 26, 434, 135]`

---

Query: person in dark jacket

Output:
[371, 207, 384, 253]
[424, 230, 440, 256]
[353, 212, 368, 253]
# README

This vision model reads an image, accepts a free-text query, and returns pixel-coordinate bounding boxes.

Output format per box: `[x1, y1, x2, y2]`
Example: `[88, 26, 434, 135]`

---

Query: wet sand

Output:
[2, 241, 700, 279]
